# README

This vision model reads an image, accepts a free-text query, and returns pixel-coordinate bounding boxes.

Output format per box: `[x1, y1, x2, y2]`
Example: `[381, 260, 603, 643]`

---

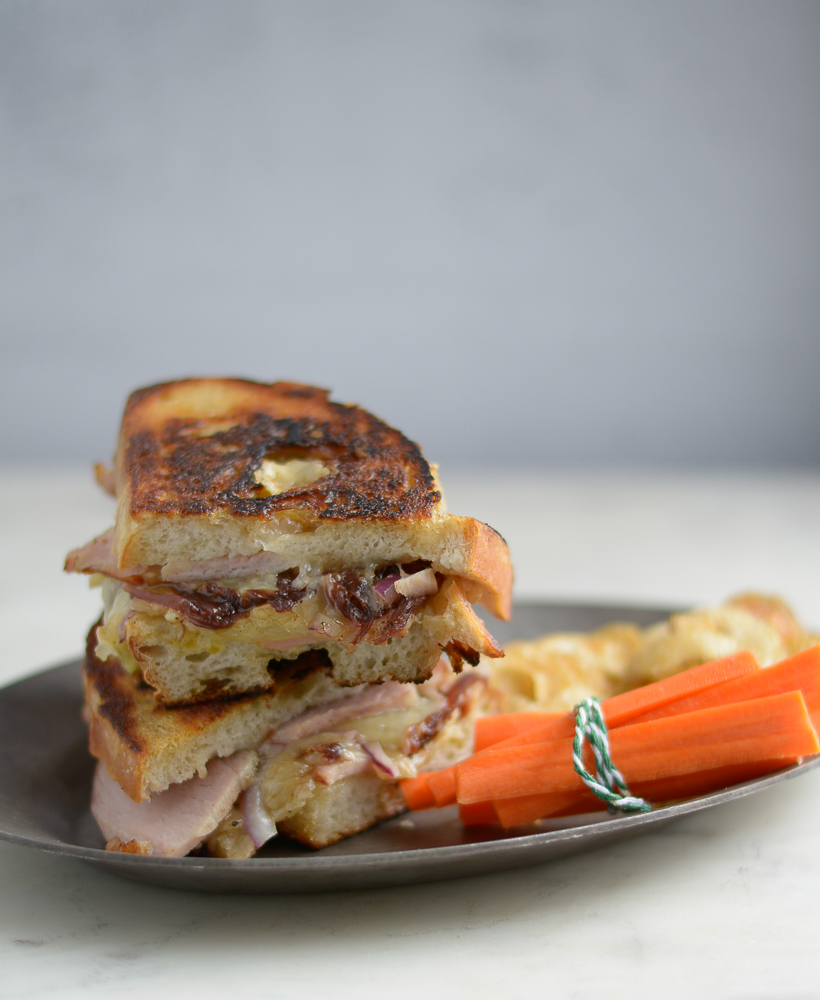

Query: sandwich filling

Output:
[90, 651, 486, 857]
[70, 528, 502, 704]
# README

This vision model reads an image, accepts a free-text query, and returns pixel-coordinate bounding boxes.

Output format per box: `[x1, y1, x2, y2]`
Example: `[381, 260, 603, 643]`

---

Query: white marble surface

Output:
[2, 464, 820, 999]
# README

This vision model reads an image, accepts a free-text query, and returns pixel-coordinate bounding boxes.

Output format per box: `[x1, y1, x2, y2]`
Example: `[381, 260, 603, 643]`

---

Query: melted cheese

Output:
[253, 458, 330, 496]
[258, 698, 440, 822]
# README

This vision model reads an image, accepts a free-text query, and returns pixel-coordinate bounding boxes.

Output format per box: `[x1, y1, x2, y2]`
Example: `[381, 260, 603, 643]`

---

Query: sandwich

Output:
[66, 379, 512, 857]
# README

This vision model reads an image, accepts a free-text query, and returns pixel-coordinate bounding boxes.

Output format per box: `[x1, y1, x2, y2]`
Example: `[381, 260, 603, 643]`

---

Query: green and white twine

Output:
[573, 698, 652, 814]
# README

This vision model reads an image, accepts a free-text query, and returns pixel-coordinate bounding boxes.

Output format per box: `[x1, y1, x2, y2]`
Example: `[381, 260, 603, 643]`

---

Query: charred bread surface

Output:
[118, 379, 439, 520]
[106, 379, 511, 619]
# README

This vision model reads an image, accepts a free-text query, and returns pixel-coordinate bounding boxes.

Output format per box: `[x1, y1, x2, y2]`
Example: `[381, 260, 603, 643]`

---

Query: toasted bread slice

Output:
[84, 624, 485, 853]
[83, 626, 350, 802]
[99, 578, 501, 705]
[115, 378, 441, 526]
[105, 379, 511, 619]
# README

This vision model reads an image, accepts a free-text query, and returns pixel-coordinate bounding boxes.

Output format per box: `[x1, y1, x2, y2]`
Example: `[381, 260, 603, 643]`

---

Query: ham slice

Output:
[265, 681, 420, 746]
[64, 528, 146, 583]
[160, 551, 288, 584]
[123, 584, 191, 615]
[313, 745, 374, 786]
[92, 751, 257, 857]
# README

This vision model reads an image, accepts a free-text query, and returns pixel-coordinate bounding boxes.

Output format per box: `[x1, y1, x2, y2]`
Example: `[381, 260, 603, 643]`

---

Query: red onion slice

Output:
[374, 574, 401, 605]
[241, 783, 278, 849]
[117, 609, 135, 642]
[362, 742, 401, 779]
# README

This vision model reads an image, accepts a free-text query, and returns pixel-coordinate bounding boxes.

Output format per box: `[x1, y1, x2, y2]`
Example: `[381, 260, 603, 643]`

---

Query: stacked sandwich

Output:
[66, 379, 512, 857]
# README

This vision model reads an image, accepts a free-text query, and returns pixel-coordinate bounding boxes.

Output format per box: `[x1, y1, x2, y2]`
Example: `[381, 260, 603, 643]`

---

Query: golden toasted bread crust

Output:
[102, 380, 513, 620]
[457, 519, 513, 620]
[82, 623, 336, 801]
[117, 379, 440, 522]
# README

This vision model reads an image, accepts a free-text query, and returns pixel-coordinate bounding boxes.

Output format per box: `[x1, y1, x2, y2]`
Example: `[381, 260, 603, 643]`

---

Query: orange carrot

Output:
[426, 765, 458, 807]
[471, 650, 762, 758]
[459, 801, 499, 825]
[493, 790, 590, 828]
[601, 649, 761, 727]
[400, 775, 436, 811]
[473, 712, 561, 752]
[457, 692, 818, 804]
[631, 757, 801, 804]
[626, 645, 820, 729]
[491, 757, 799, 828]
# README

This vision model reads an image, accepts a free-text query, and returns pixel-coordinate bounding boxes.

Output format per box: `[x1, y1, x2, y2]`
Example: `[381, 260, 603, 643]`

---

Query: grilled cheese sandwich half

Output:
[67, 379, 512, 705]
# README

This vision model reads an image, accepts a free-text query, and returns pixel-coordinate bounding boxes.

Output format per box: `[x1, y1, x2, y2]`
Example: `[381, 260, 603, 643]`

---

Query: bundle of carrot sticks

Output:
[401, 645, 820, 828]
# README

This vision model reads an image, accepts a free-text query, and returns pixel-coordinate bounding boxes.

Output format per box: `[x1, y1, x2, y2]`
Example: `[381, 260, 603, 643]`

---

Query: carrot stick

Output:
[491, 757, 799, 827]
[631, 757, 801, 804]
[426, 765, 458, 807]
[401, 766, 460, 810]
[493, 790, 592, 828]
[457, 692, 818, 804]
[459, 801, 499, 825]
[626, 645, 820, 729]
[601, 649, 761, 727]
[472, 650, 762, 758]
[473, 712, 561, 752]
[400, 775, 436, 811]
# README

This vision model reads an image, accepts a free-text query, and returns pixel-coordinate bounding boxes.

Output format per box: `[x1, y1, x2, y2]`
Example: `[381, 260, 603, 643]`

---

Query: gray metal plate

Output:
[0, 602, 816, 893]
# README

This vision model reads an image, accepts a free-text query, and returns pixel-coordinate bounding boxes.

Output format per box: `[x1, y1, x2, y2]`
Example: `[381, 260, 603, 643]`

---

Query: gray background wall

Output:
[1, 1, 818, 469]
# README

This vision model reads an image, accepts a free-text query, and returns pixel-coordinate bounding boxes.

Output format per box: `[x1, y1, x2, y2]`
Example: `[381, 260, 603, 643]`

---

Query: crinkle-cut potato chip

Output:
[623, 593, 816, 687]
[488, 623, 643, 713]
[486, 594, 818, 714]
